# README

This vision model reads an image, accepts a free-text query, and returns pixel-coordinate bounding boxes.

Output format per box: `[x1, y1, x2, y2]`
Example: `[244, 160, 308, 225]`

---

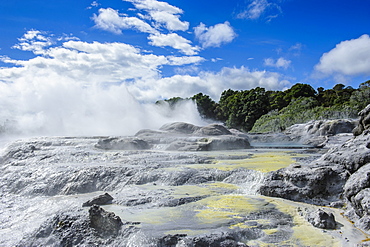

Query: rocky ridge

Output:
[96, 122, 251, 151]
[259, 104, 370, 233]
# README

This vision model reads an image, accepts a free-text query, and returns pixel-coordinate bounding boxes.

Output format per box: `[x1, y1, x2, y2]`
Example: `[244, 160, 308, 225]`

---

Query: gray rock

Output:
[159, 122, 200, 134]
[22, 212, 97, 246]
[89, 205, 123, 236]
[134, 129, 164, 137]
[259, 163, 348, 205]
[260, 104, 370, 234]
[285, 119, 356, 146]
[82, 193, 114, 207]
[246, 132, 293, 144]
[352, 188, 370, 217]
[354, 104, 370, 136]
[158, 234, 187, 246]
[96, 122, 251, 152]
[306, 209, 336, 229]
[205, 136, 251, 150]
[344, 164, 370, 201]
[159, 196, 206, 207]
[355, 215, 370, 232]
[194, 124, 232, 136]
[165, 140, 208, 151]
[95, 137, 150, 150]
[165, 136, 251, 151]
[323, 131, 370, 173]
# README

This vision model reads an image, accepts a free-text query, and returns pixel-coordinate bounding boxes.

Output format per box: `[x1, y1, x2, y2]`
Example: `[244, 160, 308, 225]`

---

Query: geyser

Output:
[0, 78, 206, 137]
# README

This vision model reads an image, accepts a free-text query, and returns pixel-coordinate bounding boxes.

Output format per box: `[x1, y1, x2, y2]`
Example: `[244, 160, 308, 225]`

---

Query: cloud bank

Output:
[315, 34, 370, 79]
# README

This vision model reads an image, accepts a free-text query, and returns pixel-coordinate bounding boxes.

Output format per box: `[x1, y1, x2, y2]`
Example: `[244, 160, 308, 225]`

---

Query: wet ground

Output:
[0, 136, 367, 246]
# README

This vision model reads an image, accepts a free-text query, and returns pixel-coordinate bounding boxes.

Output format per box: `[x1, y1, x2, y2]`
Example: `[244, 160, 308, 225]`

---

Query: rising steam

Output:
[0, 79, 206, 137]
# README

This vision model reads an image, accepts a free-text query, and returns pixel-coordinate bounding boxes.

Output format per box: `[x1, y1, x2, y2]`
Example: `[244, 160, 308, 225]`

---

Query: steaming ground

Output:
[0, 135, 367, 246]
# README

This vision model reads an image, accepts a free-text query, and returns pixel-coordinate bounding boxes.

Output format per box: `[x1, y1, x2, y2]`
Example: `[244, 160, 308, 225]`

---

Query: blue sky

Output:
[0, 0, 369, 103]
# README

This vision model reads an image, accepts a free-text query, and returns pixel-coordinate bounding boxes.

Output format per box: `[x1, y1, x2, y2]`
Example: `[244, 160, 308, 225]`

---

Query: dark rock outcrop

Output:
[306, 209, 336, 229]
[89, 205, 123, 237]
[83, 193, 114, 207]
[157, 232, 249, 247]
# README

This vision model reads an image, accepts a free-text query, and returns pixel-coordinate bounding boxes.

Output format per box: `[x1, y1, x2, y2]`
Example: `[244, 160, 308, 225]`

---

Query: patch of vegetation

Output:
[159, 80, 370, 133]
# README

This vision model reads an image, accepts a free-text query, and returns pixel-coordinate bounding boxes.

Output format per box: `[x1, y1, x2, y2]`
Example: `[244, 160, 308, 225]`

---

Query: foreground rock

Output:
[260, 104, 370, 233]
[89, 205, 123, 236]
[306, 209, 336, 229]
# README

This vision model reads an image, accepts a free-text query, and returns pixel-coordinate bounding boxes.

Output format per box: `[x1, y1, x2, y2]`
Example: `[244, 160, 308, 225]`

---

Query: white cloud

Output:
[211, 58, 223, 62]
[124, 0, 189, 31]
[12, 30, 53, 55]
[238, 0, 269, 19]
[125, 0, 183, 14]
[289, 43, 303, 51]
[91, 1, 99, 7]
[148, 33, 200, 55]
[264, 57, 291, 69]
[315, 34, 370, 78]
[149, 11, 189, 31]
[87, 1, 100, 9]
[92, 8, 156, 34]
[174, 65, 200, 75]
[194, 22, 236, 49]
[237, 0, 281, 21]
[92, 3, 192, 53]
[129, 66, 291, 101]
[5, 32, 206, 86]
[167, 56, 204, 66]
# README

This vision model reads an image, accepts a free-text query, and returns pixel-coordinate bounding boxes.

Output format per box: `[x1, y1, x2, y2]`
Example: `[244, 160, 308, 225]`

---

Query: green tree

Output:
[191, 93, 218, 120]
[267, 90, 288, 110]
[218, 89, 238, 121]
[156, 97, 185, 108]
[219, 87, 270, 131]
[359, 80, 370, 89]
[284, 83, 317, 102]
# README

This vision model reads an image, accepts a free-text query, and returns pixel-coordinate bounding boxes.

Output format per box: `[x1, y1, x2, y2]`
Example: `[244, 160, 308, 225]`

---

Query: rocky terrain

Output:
[260, 104, 370, 236]
[0, 110, 369, 246]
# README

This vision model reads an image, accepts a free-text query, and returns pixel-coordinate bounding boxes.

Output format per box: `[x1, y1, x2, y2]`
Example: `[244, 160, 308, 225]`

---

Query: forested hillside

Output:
[157, 80, 370, 133]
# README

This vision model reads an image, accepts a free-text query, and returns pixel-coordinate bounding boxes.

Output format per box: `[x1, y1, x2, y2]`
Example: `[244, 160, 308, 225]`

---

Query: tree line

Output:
[157, 80, 370, 132]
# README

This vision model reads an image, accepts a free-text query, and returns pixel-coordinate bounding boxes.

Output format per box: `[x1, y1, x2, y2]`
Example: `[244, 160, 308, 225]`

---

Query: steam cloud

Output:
[0, 30, 208, 137]
[0, 79, 205, 137]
